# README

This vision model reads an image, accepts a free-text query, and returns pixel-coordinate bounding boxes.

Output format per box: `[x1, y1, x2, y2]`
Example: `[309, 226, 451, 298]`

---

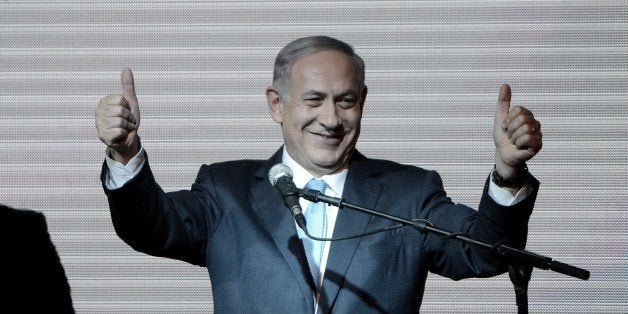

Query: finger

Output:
[107, 117, 136, 132]
[121, 67, 140, 128]
[495, 84, 511, 131]
[99, 94, 129, 108]
[514, 132, 543, 152]
[504, 109, 536, 137]
[98, 118, 136, 146]
[508, 122, 539, 144]
[121, 67, 137, 105]
[505, 105, 533, 124]
[104, 103, 134, 121]
[104, 128, 132, 146]
[97, 94, 137, 125]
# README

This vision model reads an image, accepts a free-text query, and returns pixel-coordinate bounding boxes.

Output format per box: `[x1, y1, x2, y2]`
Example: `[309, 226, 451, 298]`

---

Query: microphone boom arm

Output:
[299, 188, 590, 281]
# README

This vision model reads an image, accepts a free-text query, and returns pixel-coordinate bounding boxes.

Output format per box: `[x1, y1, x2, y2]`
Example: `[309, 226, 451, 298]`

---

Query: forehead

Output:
[290, 50, 359, 87]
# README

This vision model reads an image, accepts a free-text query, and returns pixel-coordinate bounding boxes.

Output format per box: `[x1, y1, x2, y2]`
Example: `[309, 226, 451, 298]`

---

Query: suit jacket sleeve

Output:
[420, 170, 539, 280]
[102, 155, 220, 267]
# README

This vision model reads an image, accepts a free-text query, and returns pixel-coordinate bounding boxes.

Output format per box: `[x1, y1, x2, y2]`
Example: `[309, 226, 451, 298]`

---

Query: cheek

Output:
[292, 108, 318, 127]
[343, 112, 362, 129]
[283, 110, 313, 136]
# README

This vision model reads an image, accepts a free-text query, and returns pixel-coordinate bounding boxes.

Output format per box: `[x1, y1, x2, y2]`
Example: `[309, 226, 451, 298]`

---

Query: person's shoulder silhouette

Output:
[0, 203, 75, 313]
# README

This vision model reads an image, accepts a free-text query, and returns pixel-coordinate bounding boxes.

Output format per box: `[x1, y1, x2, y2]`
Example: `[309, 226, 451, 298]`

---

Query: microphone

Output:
[268, 163, 307, 231]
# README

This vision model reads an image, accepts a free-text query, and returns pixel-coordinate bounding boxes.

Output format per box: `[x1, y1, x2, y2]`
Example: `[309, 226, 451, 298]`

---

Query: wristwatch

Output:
[491, 164, 529, 188]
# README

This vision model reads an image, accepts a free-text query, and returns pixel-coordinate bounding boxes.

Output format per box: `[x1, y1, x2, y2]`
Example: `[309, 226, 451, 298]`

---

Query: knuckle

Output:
[510, 105, 523, 115]
[112, 106, 125, 116]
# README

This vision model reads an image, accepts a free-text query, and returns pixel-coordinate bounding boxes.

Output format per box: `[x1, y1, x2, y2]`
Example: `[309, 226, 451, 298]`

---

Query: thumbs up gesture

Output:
[493, 84, 543, 181]
[95, 67, 141, 164]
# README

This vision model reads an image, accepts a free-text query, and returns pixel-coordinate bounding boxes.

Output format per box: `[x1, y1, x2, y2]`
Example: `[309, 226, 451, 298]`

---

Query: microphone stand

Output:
[508, 263, 533, 314]
[299, 188, 590, 311]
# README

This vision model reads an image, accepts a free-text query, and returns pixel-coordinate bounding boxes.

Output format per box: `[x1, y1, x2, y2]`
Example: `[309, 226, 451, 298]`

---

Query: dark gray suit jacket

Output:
[103, 149, 538, 313]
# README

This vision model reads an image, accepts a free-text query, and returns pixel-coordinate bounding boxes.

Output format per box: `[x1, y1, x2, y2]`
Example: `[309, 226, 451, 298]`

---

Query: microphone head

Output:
[268, 163, 293, 186]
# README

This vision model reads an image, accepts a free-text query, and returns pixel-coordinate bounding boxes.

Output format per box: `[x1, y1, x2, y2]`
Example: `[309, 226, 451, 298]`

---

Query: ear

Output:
[359, 85, 368, 109]
[266, 86, 283, 124]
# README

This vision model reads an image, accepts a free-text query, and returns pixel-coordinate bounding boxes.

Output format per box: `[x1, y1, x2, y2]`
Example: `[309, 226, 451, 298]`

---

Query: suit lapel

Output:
[319, 153, 383, 311]
[251, 149, 316, 310]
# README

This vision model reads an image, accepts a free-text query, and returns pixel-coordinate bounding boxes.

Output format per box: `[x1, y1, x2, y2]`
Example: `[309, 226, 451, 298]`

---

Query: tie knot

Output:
[306, 178, 326, 193]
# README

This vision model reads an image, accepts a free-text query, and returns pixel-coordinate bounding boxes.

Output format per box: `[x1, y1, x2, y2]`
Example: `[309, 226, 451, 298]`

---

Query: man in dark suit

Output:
[95, 36, 543, 312]
[1, 204, 75, 313]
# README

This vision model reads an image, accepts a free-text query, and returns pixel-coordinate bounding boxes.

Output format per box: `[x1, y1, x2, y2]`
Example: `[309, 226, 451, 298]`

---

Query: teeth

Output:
[312, 132, 341, 139]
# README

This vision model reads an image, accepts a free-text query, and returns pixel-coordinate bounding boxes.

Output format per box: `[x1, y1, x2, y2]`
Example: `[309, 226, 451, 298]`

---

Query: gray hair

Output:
[272, 36, 366, 101]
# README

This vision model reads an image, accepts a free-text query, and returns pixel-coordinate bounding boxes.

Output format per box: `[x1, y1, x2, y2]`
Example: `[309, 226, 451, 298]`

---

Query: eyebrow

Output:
[300, 89, 358, 99]
[300, 90, 326, 98]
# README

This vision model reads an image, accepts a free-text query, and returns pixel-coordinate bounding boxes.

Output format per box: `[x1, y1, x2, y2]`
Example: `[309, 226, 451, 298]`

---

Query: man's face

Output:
[267, 50, 366, 176]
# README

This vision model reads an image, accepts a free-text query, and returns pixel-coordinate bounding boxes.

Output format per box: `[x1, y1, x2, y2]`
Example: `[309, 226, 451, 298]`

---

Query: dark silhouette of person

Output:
[1, 203, 75, 313]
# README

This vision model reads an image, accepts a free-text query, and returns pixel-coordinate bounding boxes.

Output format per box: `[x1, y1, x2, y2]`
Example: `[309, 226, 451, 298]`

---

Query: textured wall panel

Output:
[0, 1, 626, 313]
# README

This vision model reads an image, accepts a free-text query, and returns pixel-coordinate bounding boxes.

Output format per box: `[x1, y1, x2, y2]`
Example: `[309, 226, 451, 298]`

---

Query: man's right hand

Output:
[95, 67, 141, 164]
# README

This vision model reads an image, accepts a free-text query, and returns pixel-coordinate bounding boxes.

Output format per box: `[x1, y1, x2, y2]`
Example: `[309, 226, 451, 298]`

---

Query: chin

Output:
[310, 153, 348, 170]
[311, 158, 339, 168]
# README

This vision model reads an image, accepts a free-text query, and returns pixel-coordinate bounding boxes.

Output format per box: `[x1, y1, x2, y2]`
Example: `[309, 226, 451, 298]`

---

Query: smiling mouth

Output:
[311, 132, 344, 143]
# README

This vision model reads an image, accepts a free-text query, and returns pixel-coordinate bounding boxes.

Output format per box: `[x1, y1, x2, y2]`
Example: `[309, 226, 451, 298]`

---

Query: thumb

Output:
[495, 83, 511, 130]
[121, 67, 140, 128]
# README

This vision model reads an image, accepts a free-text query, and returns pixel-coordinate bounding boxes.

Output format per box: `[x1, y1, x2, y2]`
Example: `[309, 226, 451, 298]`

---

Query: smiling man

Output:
[96, 36, 543, 313]
[266, 48, 366, 177]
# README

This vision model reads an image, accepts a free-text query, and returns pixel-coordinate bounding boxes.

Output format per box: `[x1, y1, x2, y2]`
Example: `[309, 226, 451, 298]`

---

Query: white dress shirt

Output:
[281, 150, 344, 306]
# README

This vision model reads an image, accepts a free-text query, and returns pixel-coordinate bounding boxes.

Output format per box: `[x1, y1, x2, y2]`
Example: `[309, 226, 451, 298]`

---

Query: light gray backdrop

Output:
[1, 1, 626, 313]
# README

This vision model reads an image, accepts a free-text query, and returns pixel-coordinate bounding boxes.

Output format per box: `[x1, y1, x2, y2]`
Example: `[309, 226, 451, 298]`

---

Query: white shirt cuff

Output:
[104, 146, 146, 190]
[487, 171, 533, 206]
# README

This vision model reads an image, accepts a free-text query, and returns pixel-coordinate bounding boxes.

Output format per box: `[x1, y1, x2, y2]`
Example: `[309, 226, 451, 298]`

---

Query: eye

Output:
[337, 97, 357, 109]
[304, 97, 323, 106]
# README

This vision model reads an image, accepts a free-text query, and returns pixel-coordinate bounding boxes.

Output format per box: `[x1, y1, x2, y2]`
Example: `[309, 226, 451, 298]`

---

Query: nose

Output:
[319, 100, 342, 130]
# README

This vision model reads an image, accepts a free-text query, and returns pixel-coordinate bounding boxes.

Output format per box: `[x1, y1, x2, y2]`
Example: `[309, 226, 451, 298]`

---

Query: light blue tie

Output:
[302, 178, 327, 286]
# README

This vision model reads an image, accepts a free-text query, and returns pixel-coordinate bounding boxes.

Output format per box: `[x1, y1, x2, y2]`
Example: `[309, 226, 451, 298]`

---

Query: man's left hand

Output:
[493, 84, 543, 180]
